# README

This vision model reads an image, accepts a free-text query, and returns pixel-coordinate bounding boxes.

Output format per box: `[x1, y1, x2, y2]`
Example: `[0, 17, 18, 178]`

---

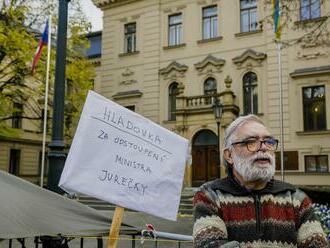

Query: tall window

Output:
[300, 0, 320, 20]
[204, 78, 217, 104]
[124, 22, 136, 53]
[303, 85, 326, 131]
[305, 155, 328, 173]
[168, 14, 182, 46]
[202, 6, 218, 39]
[204, 78, 217, 95]
[168, 82, 178, 121]
[240, 0, 258, 32]
[9, 149, 20, 175]
[12, 102, 23, 129]
[243, 72, 258, 115]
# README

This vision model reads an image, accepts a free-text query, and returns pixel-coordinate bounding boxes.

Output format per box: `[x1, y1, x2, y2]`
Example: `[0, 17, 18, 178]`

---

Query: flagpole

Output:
[40, 16, 52, 187]
[276, 40, 284, 182]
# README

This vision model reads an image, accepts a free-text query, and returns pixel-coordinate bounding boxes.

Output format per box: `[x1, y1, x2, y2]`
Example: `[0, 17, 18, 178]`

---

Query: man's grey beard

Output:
[232, 151, 275, 183]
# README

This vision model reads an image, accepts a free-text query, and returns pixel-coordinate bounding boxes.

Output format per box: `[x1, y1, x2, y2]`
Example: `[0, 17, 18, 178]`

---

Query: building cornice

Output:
[232, 49, 267, 64]
[92, 0, 141, 9]
[159, 61, 188, 76]
[290, 65, 330, 78]
[194, 55, 225, 71]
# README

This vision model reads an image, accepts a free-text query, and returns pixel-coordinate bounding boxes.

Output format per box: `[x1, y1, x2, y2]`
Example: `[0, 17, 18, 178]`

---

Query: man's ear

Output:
[223, 149, 233, 164]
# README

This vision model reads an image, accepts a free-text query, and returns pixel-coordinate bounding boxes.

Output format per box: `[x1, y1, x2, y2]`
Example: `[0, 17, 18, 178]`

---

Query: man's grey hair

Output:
[222, 114, 265, 171]
[223, 114, 265, 149]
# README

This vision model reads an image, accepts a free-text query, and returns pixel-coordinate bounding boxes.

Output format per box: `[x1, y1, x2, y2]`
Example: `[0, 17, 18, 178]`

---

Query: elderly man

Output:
[193, 115, 328, 248]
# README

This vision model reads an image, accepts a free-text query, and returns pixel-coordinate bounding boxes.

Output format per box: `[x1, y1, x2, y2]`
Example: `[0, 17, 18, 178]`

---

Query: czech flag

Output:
[32, 20, 49, 74]
[272, 0, 281, 40]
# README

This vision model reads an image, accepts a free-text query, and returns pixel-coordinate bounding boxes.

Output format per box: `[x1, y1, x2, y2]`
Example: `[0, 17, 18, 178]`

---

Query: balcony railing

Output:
[185, 93, 220, 108]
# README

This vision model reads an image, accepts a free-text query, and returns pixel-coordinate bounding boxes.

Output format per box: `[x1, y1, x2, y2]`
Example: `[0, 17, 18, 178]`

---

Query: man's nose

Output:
[259, 141, 268, 152]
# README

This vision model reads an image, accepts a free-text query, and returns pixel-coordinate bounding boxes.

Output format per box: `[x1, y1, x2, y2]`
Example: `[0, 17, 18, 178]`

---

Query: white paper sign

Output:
[59, 91, 189, 221]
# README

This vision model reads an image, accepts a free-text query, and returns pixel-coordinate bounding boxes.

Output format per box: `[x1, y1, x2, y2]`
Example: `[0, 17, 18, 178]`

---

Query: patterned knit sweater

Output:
[193, 176, 328, 248]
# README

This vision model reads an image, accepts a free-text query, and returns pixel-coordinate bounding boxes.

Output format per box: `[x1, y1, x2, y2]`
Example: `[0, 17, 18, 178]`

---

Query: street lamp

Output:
[47, 0, 70, 193]
[212, 97, 223, 178]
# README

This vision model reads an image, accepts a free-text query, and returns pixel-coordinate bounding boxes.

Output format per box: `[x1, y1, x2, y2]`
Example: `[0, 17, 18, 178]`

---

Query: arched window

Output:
[204, 77, 217, 95]
[168, 82, 178, 120]
[193, 129, 218, 146]
[243, 72, 258, 115]
[204, 77, 217, 104]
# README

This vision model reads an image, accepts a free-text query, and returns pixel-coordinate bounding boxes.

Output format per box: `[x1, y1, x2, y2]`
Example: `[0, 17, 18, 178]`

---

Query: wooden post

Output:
[107, 206, 125, 248]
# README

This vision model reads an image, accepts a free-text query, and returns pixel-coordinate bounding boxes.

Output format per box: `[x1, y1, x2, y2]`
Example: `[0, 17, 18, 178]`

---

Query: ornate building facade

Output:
[92, 0, 330, 187]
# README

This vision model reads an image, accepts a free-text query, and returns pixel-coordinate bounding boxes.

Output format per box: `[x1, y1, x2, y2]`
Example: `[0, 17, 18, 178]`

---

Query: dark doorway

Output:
[192, 130, 219, 187]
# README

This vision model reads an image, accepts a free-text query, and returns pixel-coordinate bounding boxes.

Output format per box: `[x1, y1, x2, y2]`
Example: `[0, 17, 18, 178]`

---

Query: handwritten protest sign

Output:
[59, 91, 189, 221]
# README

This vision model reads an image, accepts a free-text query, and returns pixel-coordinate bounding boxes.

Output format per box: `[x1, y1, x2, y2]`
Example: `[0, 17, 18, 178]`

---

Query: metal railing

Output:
[6, 231, 193, 248]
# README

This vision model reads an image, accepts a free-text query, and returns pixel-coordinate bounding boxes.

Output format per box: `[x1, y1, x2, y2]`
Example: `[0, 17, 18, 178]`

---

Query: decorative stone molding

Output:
[194, 55, 225, 75]
[119, 67, 137, 85]
[92, 0, 138, 8]
[296, 51, 328, 60]
[122, 67, 134, 77]
[159, 61, 188, 80]
[89, 58, 101, 66]
[290, 65, 330, 78]
[177, 82, 185, 96]
[232, 49, 267, 69]
[120, 79, 137, 85]
[162, 4, 186, 14]
[112, 90, 142, 100]
[197, 0, 219, 5]
[224, 75, 232, 89]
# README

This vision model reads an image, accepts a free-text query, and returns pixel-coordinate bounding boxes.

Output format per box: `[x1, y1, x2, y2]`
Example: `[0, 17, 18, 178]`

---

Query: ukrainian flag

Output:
[272, 0, 281, 40]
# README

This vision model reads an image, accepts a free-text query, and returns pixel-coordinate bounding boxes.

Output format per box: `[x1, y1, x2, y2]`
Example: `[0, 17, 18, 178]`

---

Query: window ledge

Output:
[119, 51, 140, 57]
[197, 36, 223, 44]
[235, 29, 262, 37]
[162, 120, 176, 124]
[163, 43, 186, 50]
[296, 130, 330, 136]
[294, 16, 327, 25]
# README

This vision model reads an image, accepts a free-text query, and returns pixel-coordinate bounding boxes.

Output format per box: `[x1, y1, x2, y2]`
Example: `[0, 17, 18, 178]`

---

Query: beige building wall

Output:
[0, 76, 47, 184]
[93, 0, 330, 187]
[0, 140, 44, 184]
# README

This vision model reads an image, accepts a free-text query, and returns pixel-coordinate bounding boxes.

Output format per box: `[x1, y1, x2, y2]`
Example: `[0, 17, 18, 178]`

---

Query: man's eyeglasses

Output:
[231, 138, 279, 152]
